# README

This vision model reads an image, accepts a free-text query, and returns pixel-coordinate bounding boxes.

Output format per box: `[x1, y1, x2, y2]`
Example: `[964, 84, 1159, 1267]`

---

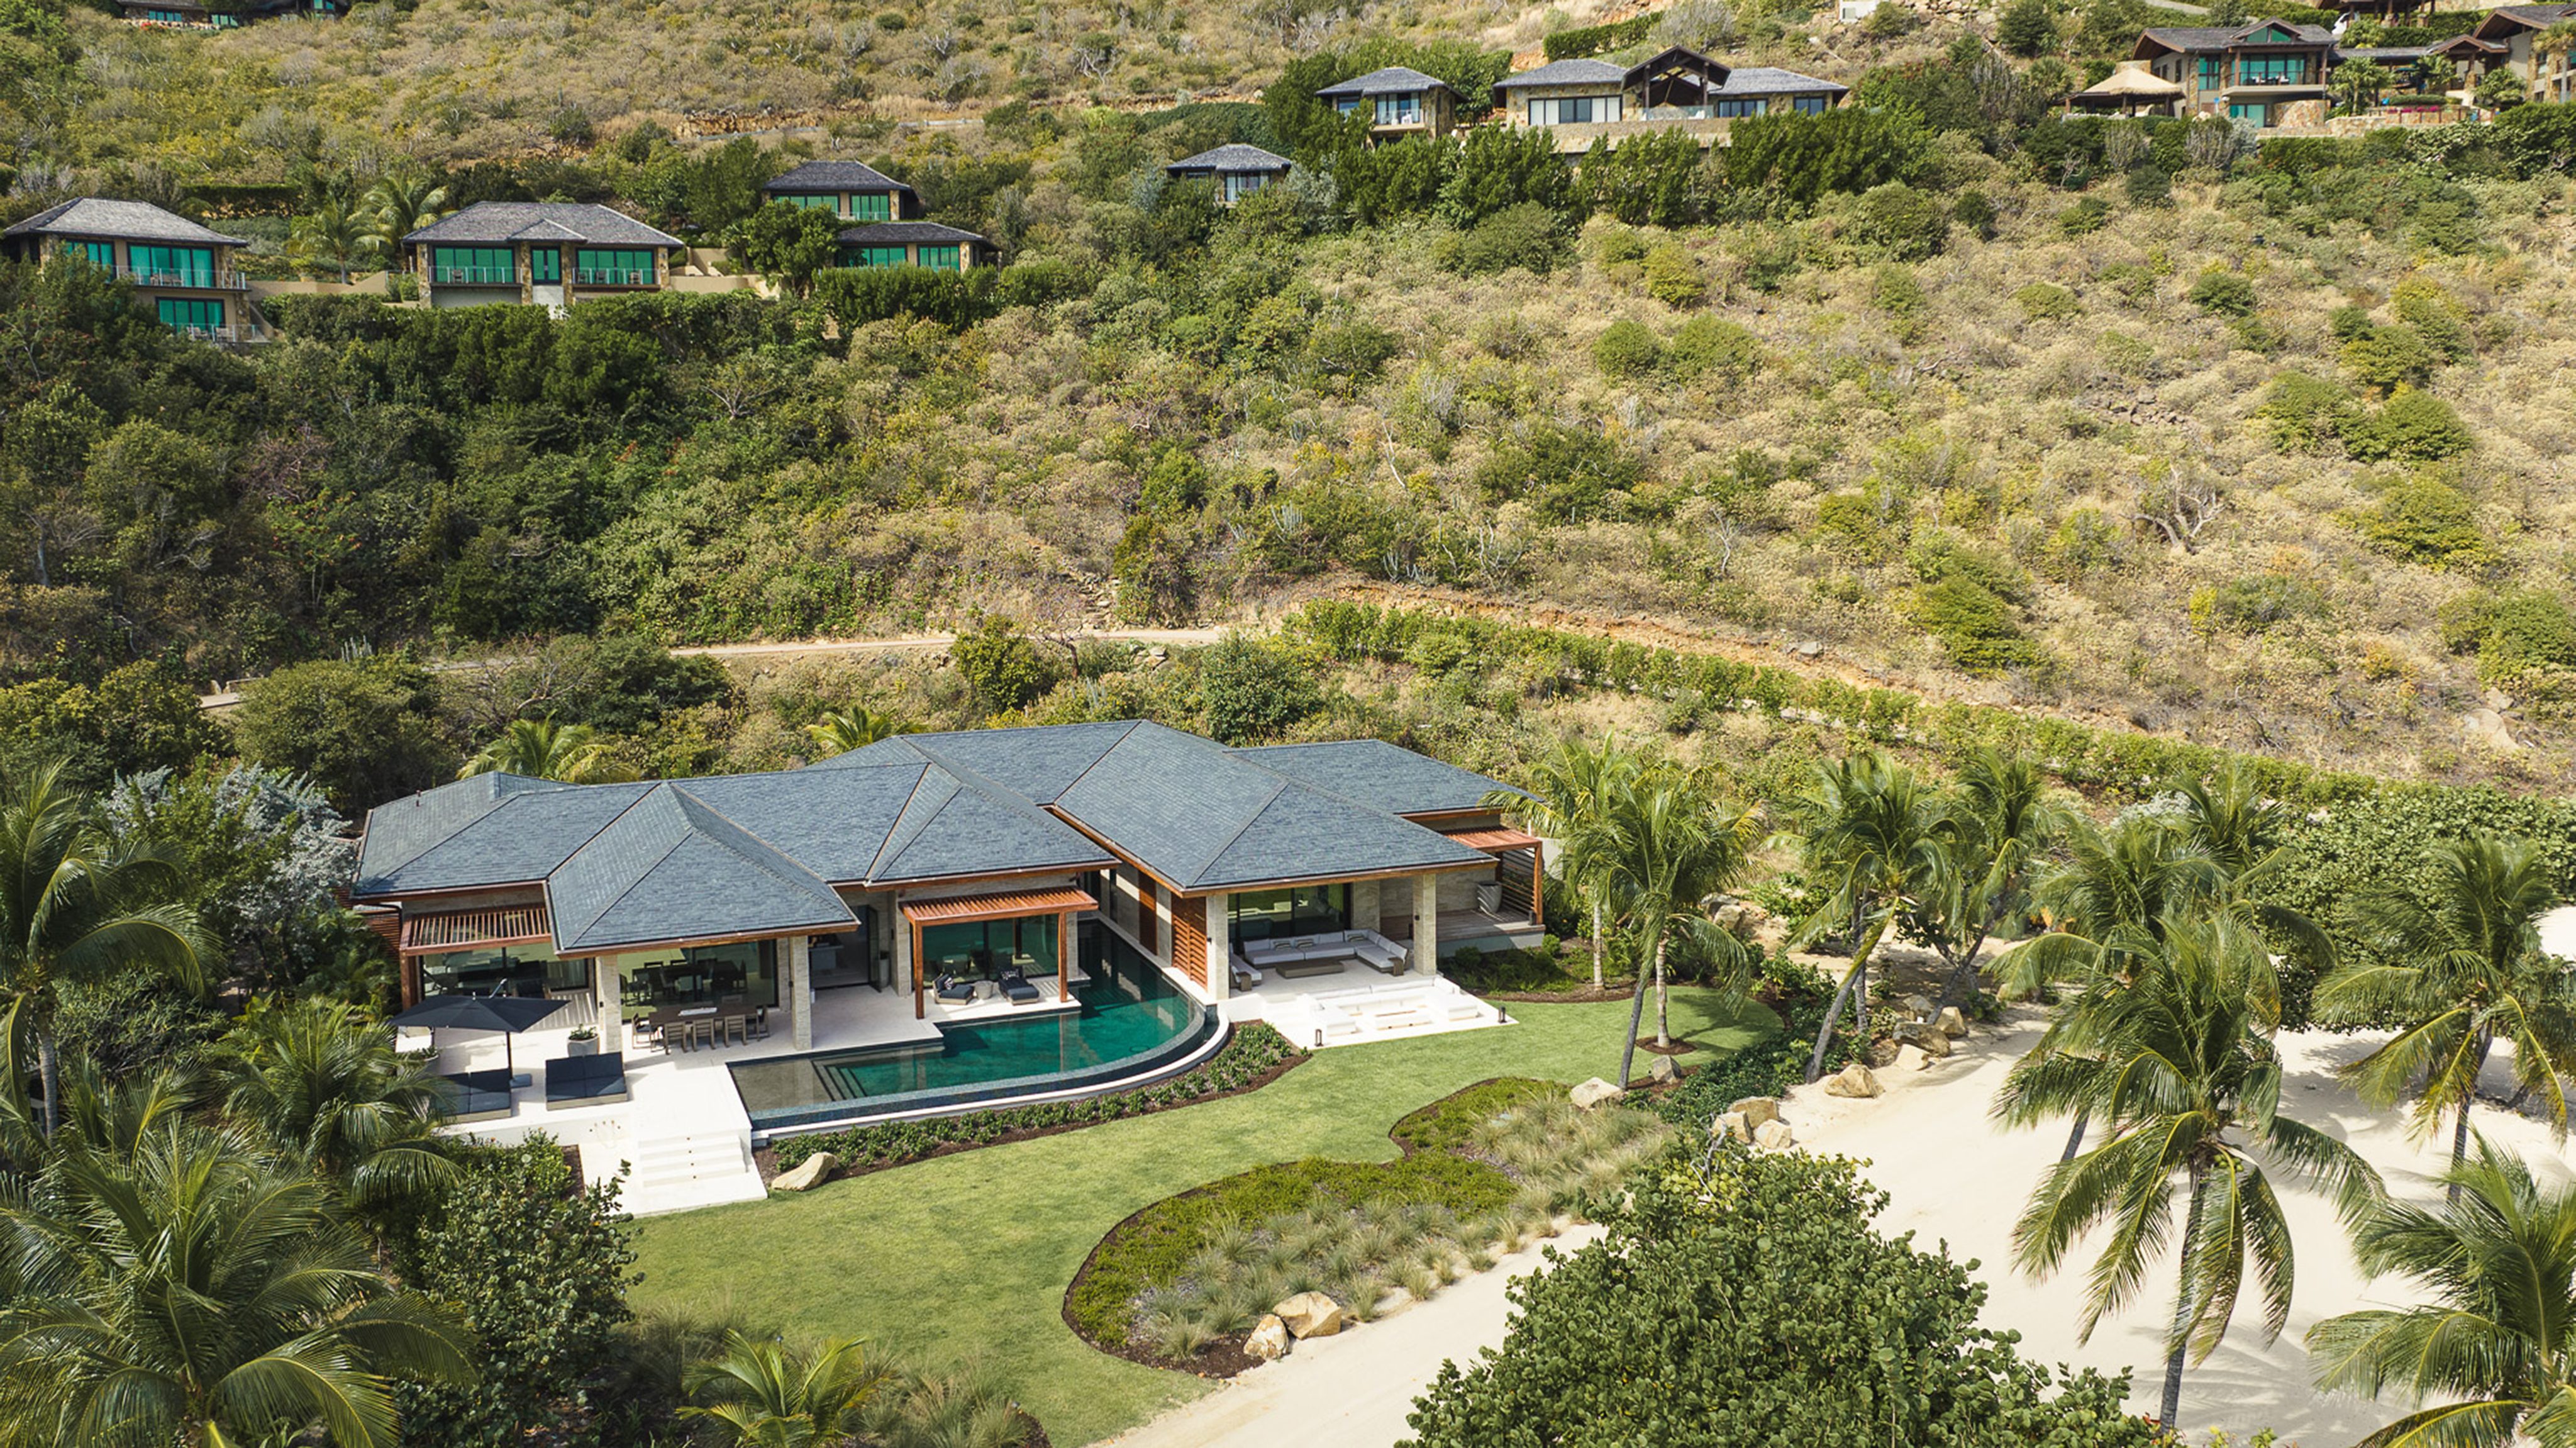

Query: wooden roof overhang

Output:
[900, 886, 1099, 927]
[399, 903, 554, 956]
[1446, 827, 1545, 853]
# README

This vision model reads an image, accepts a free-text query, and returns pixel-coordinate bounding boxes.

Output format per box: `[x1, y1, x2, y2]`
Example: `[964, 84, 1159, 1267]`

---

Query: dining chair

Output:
[750, 1006, 770, 1040]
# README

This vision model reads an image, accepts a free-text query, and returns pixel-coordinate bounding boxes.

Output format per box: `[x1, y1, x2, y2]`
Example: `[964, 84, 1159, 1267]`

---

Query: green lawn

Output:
[628, 990, 1775, 1446]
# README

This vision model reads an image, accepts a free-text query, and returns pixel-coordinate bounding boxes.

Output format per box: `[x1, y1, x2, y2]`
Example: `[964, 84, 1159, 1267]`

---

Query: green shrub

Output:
[2187, 267, 2256, 317]
[2342, 323, 2435, 392]
[1907, 535, 2031, 604]
[2350, 476, 2490, 569]
[2124, 164, 2173, 208]
[1997, 0, 2056, 56]
[2473, 589, 2576, 685]
[1954, 190, 1997, 240]
[1862, 0, 1924, 38]
[1641, 243, 1707, 308]
[2059, 197, 2110, 237]
[1440, 201, 1565, 277]
[2013, 282, 2080, 322]
[1815, 493, 1898, 560]
[1473, 420, 1645, 522]
[2329, 304, 2375, 342]
[1852, 182, 1949, 261]
[1197, 635, 1323, 743]
[1908, 577, 2043, 675]
[2346, 387, 2473, 463]
[2392, 277, 2473, 362]
[2256, 370, 2362, 452]
[2193, 574, 2326, 635]
[1307, 318, 1402, 391]
[1665, 316, 1757, 382]
[1592, 320, 1666, 378]
[1597, 227, 1650, 265]
[951, 613, 1055, 710]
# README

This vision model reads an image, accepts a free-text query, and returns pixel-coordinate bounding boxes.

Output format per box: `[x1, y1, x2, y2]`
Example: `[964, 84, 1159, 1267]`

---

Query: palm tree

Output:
[0, 757, 208, 1137]
[1484, 737, 1641, 994]
[1599, 767, 1761, 1087]
[803, 706, 921, 759]
[2536, 19, 2576, 101]
[2308, 1133, 2576, 1447]
[458, 718, 638, 784]
[1791, 751, 1940, 1083]
[2001, 915, 2382, 1432]
[2316, 837, 2575, 1200]
[2338, 57, 2397, 113]
[0, 1118, 474, 1445]
[359, 172, 452, 259]
[682, 1330, 887, 1445]
[1907, 747, 2069, 1011]
[218, 998, 454, 1210]
[289, 198, 372, 284]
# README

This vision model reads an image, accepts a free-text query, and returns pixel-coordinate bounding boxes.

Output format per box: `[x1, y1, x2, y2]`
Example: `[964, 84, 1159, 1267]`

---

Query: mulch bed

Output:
[749, 1048, 1310, 1187]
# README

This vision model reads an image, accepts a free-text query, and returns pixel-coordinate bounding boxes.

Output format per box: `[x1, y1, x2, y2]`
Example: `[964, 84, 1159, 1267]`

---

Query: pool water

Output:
[728, 930, 1211, 1131]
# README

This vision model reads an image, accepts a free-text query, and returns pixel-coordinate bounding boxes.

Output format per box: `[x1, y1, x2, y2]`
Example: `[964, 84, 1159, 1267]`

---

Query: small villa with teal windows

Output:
[352, 721, 1540, 1212]
[762, 159, 917, 222]
[835, 220, 989, 271]
[401, 201, 681, 310]
[119, 0, 340, 26]
[1492, 47, 1849, 153]
[2133, 18, 2336, 127]
[2, 198, 269, 342]
[1315, 65, 1460, 140]
[1164, 144, 1294, 205]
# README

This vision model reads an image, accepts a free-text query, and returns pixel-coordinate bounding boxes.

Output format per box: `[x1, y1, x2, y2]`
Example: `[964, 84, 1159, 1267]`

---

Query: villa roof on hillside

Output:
[2475, 3, 2576, 35]
[1492, 57, 1629, 91]
[2075, 60, 2189, 96]
[1165, 143, 1293, 174]
[763, 160, 914, 194]
[4, 198, 245, 246]
[1710, 65, 1850, 96]
[1316, 65, 1458, 97]
[402, 203, 682, 248]
[2137, 18, 2334, 52]
[835, 220, 987, 245]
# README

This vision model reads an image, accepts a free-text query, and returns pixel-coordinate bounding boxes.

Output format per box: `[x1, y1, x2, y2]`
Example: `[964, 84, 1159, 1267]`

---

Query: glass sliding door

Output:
[919, 915, 1060, 984]
[616, 940, 780, 1018]
[1228, 884, 1351, 943]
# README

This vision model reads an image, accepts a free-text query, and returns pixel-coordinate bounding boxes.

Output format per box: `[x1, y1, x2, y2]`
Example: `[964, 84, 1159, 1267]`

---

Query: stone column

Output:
[786, 935, 813, 1050]
[1206, 892, 1231, 1002]
[592, 958, 620, 1052]
[1413, 874, 1440, 976]
[896, 911, 918, 1018]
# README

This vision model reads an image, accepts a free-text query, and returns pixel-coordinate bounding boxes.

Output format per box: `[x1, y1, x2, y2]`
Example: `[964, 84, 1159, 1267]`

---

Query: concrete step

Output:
[619, 1130, 766, 1215]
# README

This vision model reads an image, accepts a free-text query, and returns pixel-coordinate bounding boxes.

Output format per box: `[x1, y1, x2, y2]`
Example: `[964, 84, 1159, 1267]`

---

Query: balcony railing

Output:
[118, 266, 250, 291]
[432, 266, 517, 286]
[177, 325, 267, 343]
[573, 268, 656, 286]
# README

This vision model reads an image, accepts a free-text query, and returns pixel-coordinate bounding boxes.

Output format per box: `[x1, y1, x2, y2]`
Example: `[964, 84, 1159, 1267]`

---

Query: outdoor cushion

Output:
[996, 967, 1041, 1003]
[935, 973, 975, 1002]
[545, 1052, 628, 1106]
[435, 1069, 514, 1123]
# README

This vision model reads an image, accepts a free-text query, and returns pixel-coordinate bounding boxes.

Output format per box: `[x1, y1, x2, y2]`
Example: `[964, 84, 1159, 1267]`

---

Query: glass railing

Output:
[433, 266, 516, 285]
[574, 268, 654, 286]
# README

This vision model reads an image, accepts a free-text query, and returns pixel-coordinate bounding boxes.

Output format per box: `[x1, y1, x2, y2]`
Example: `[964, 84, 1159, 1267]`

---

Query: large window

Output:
[916, 245, 962, 270]
[130, 245, 213, 287]
[1221, 172, 1270, 204]
[1792, 95, 1831, 116]
[156, 297, 225, 335]
[786, 193, 836, 209]
[616, 940, 779, 1017]
[1375, 93, 1425, 126]
[2228, 101, 2272, 125]
[2197, 56, 2223, 86]
[431, 246, 514, 285]
[421, 945, 589, 998]
[574, 248, 657, 286]
[1716, 97, 1767, 118]
[842, 245, 910, 268]
[1230, 884, 1350, 944]
[1335, 97, 1364, 116]
[2236, 55, 2307, 84]
[920, 916, 1060, 984]
[847, 191, 894, 220]
[1529, 94, 1620, 125]
[58, 240, 114, 268]
[529, 247, 562, 283]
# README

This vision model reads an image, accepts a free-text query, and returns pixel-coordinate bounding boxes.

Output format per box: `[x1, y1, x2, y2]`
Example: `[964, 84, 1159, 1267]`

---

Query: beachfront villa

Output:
[351, 721, 1542, 1211]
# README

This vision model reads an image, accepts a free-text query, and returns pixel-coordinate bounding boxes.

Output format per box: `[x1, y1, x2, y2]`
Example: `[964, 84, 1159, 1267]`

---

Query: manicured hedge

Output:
[1543, 13, 1658, 60]
[770, 1023, 1302, 1171]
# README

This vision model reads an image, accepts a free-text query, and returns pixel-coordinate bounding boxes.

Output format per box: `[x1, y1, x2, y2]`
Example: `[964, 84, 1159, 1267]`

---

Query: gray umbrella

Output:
[390, 993, 567, 1078]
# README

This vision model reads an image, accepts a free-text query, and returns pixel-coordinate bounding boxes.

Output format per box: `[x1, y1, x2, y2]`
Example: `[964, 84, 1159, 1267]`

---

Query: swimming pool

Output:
[728, 930, 1215, 1133]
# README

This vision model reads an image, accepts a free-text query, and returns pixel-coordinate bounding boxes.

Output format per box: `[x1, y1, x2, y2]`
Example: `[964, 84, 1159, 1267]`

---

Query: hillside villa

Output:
[352, 721, 1540, 1210]
[401, 201, 682, 309]
[1165, 143, 1295, 204]
[1318, 65, 1460, 140]
[834, 220, 989, 270]
[762, 159, 918, 221]
[2131, 19, 2338, 128]
[3, 198, 270, 341]
[2472, 3, 2576, 103]
[1492, 46, 1848, 152]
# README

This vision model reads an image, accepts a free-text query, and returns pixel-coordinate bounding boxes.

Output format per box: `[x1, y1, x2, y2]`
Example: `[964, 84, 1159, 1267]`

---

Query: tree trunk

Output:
[36, 1031, 60, 1139]
[2161, 1164, 2212, 1430]
[1804, 911, 1889, 1084]
[2449, 1036, 2494, 1205]
[1806, 959, 1863, 1084]
[1618, 960, 1650, 1091]
[1591, 901, 1604, 993]
[1653, 935, 1670, 1049]
[2062, 1107, 2090, 1162]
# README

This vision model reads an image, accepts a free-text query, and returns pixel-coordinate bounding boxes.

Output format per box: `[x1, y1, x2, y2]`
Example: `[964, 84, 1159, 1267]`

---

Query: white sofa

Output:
[1240, 928, 1409, 975]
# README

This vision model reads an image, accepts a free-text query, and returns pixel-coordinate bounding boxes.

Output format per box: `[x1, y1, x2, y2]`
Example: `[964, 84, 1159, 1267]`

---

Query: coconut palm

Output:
[0, 757, 208, 1137]
[458, 718, 638, 784]
[0, 1118, 474, 1446]
[218, 998, 453, 1210]
[2308, 1133, 2576, 1447]
[682, 1330, 887, 1445]
[1485, 737, 1642, 994]
[1792, 750, 1940, 1083]
[289, 198, 372, 284]
[2001, 914, 2382, 1431]
[1598, 767, 1760, 1087]
[2315, 836, 2575, 1200]
[1906, 747, 2070, 1011]
[2338, 57, 2397, 113]
[803, 706, 921, 759]
[359, 172, 452, 256]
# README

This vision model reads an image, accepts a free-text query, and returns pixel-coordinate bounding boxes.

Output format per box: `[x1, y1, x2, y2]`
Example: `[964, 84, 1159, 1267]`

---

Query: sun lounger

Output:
[935, 972, 976, 1004]
[545, 1052, 630, 1107]
[996, 967, 1041, 1004]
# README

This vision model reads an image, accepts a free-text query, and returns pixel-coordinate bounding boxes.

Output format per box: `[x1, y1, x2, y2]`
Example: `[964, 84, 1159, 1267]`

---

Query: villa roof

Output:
[2336, 44, 2433, 60]
[2137, 19, 2334, 53]
[2474, 3, 2576, 36]
[763, 159, 914, 195]
[402, 202, 681, 248]
[1316, 65, 1457, 98]
[1165, 143, 1293, 175]
[355, 721, 1517, 948]
[4, 198, 245, 246]
[1492, 57, 1629, 92]
[835, 221, 987, 245]
[1709, 65, 1850, 96]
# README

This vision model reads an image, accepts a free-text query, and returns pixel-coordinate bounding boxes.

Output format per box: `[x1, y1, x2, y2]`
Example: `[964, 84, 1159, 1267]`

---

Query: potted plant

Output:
[567, 1025, 599, 1057]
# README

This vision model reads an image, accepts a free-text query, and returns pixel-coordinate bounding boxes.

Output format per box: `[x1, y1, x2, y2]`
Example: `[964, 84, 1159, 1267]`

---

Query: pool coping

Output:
[745, 1004, 1226, 1142]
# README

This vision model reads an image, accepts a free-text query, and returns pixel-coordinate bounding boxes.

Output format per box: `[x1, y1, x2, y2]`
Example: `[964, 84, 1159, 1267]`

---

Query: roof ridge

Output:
[857, 760, 938, 880]
[1051, 720, 1147, 802]
[871, 766, 965, 878]
[548, 785, 694, 944]
[1178, 773, 1291, 890]
[666, 784, 847, 900]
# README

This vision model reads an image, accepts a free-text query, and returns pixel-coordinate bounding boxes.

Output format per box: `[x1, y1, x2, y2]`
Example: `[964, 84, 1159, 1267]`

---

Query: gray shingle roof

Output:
[1238, 740, 1524, 816]
[4, 198, 246, 247]
[549, 786, 854, 953]
[2484, 3, 2576, 28]
[1713, 65, 1849, 96]
[1316, 65, 1457, 97]
[1166, 143, 1293, 175]
[2140, 19, 2333, 51]
[402, 202, 682, 248]
[764, 160, 914, 195]
[821, 721, 1138, 804]
[835, 221, 987, 245]
[1494, 57, 1629, 90]
[355, 776, 655, 896]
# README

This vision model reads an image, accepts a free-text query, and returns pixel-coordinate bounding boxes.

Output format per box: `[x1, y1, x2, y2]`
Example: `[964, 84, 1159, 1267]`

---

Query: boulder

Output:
[1753, 1120, 1796, 1150]
[1895, 1022, 1953, 1059]
[1901, 994, 1935, 1021]
[1648, 1054, 1681, 1085]
[1272, 1292, 1344, 1339]
[770, 1151, 838, 1193]
[1823, 1062, 1883, 1098]
[1727, 1097, 1781, 1130]
[1245, 1315, 1291, 1361]
[1935, 1006, 1969, 1039]
[1572, 1077, 1626, 1110]
[1714, 1110, 1752, 1144]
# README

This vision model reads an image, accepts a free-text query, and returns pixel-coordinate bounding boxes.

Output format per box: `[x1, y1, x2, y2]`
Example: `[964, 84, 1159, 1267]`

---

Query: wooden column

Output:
[1057, 911, 1072, 1001]
[911, 916, 924, 1018]
[1531, 849, 1546, 930]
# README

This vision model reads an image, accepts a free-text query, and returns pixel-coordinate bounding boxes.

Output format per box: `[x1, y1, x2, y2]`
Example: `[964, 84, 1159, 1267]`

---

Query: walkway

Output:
[1097, 1225, 1601, 1448]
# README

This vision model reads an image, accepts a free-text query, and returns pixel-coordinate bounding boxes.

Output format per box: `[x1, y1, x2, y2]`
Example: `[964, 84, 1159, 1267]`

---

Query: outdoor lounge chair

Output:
[996, 966, 1042, 1004]
[935, 972, 977, 1004]
[434, 1069, 515, 1124]
[545, 1052, 629, 1107]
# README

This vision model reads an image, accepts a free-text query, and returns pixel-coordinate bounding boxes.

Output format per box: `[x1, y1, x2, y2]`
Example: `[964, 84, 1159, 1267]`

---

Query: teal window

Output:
[1792, 95, 1831, 115]
[130, 245, 213, 287]
[58, 240, 114, 269]
[574, 248, 656, 285]
[847, 191, 893, 221]
[1335, 97, 1363, 116]
[529, 248, 560, 283]
[1716, 97, 1766, 118]
[2197, 56, 2223, 85]
[1375, 92, 1424, 126]
[1230, 884, 1350, 944]
[141, 8, 184, 19]
[2237, 55, 2306, 84]
[920, 916, 1061, 985]
[155, 297, 225, 333]
[2228, 101, 2271, 124]
[841, 245, 910, 268]
[917, 245, 962, 271]
[430, 247, 514, 285]
[786, 193, 836, 209]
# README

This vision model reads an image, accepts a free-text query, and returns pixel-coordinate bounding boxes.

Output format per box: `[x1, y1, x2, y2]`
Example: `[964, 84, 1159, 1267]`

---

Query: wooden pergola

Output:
[901, 886, 1097, 1018]
[393, 902, 555, 1006]
[1445, 827, 1546, 927]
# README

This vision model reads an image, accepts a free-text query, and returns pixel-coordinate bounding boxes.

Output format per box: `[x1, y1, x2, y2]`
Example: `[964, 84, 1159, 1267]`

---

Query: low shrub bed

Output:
[1442, 943, 1631, 997]
[770, 1023, 1303, 1174]
[1653, 992, 1853, 1125]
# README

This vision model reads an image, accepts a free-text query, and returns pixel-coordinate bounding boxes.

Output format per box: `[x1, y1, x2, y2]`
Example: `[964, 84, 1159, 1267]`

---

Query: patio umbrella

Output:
[389, 993, 567, 1079]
